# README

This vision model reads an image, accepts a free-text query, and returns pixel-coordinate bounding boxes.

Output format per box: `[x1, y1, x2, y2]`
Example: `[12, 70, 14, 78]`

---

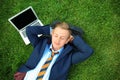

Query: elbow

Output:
[87, 47, 94, 57]
[90, 47, 94, 54]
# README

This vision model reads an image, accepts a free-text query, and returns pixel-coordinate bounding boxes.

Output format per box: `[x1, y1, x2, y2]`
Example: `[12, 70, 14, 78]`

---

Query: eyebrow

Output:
[54, 33, 66, 37]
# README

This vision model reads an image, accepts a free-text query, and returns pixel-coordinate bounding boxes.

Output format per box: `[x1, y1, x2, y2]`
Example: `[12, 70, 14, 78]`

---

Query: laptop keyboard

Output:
[32, 21, 41, 26]
[21, 21, 42, 38]
[22, 29, 27, 38]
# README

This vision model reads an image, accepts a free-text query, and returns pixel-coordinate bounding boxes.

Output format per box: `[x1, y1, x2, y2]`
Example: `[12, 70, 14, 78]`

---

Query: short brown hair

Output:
[53, 22, 72, 34]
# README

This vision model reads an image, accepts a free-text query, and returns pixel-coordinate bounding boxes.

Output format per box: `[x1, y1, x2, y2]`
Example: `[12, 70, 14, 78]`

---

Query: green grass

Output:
[0, 0, 120, 80]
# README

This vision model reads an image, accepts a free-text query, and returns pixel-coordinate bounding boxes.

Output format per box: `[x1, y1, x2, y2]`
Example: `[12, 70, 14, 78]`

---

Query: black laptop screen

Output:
[11, 8, 37, 30]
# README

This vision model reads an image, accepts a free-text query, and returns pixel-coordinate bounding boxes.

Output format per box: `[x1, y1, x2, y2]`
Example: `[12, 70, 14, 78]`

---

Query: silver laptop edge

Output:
[8, 6, 43, 31]
[8, 6, 43, 45]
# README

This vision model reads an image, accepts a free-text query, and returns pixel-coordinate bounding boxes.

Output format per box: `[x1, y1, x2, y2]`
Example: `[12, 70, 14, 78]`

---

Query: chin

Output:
[53, 45, 60, 51]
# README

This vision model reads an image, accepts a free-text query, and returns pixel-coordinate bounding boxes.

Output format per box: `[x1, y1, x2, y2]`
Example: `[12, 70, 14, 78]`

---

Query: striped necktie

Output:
[36, 49, 58, 80]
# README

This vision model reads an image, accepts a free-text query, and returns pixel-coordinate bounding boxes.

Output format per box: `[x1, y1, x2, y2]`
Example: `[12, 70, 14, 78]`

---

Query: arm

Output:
[71, 35, 94, 64]
[26, 25, 50, 47]
[14, 25, 51, 80]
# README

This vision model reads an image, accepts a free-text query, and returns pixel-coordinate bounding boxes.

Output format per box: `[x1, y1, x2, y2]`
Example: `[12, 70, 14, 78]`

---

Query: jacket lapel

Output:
[39, 38, 51, 56]
[36, 39, 49, 64]
[55, 44, 73, 63]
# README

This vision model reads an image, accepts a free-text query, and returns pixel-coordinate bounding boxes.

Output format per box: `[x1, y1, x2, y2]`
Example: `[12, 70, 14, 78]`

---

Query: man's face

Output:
[51, 27, 70, 51]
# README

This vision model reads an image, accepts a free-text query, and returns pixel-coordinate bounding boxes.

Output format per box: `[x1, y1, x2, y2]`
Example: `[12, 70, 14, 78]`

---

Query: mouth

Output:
[54, 42, 59, 45]
[54, 42, 59, 46]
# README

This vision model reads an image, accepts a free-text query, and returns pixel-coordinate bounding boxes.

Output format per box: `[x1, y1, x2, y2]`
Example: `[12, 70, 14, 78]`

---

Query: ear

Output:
[65, 35, 73, 44]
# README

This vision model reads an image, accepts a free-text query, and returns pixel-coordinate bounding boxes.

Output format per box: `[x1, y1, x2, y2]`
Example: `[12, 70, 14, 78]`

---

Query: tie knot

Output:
[50, 48, 59, 57]
[52, 51, 59, 57]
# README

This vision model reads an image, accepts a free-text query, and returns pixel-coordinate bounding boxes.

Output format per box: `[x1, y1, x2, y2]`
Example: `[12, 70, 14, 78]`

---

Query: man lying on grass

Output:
[14, 21, 93, 80]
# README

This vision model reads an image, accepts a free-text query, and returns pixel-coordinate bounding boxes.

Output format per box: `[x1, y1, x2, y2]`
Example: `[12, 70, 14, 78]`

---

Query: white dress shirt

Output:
[24, 44, 63, 80]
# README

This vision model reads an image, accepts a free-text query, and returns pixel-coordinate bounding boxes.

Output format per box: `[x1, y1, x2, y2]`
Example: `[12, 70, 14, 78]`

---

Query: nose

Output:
[56, 37, 60, 44]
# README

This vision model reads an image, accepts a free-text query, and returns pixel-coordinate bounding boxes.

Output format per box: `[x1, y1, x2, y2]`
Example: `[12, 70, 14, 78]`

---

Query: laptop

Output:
[8, 6, 43, 45]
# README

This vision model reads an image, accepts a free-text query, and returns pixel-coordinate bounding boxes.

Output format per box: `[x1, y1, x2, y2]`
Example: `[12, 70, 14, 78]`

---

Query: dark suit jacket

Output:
[18, 25, 93, 80]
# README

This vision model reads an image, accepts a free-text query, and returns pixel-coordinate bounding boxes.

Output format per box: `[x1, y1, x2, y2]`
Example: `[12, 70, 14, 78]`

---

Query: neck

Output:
[52, 46, 59, 51]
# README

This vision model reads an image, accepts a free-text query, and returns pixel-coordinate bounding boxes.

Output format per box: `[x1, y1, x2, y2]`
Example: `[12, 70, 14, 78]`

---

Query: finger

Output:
[15, 76, 23, 80]
[14, 72, 21, 77]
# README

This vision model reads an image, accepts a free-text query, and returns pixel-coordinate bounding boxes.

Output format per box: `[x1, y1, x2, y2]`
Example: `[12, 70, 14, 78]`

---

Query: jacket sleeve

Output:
[71, 35, 94, 64]
[26, 25, 50, 47]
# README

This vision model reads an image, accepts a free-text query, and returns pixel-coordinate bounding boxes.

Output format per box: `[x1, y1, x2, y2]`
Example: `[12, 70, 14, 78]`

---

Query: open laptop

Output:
[8, 6, 43, 45]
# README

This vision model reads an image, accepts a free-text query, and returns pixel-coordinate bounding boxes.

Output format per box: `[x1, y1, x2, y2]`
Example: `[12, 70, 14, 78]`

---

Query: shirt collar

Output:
[49, 44, 64, 54]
